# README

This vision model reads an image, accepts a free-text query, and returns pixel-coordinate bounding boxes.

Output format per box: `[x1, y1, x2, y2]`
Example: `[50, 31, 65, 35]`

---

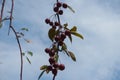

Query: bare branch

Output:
[0, 0, 6, 20]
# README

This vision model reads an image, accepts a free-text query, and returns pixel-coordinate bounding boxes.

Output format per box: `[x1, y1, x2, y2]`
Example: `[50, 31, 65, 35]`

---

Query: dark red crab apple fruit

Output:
[45, 48, 51, 53]
[49, 22, 53, 26]
[49, 57, 55, 64]
[55, 21, 59, 26]
[65, 30, 71, 35]
[62, 3, 68, 8]
[58, 10, 63, 15]
[58, 41, 63, 46]
[49, 50, 55, 57]
[54, 7, 59, 12]
[53, 63, 59, 68]
[59, 64, 65, 71]
[57, 2, 62, 7]
[47, 65, 52, 71]
[61, 33, 66, 40]
[52, 69, 57, 76]
[45, 18, 50, 24]
[55, 35, 60, 42]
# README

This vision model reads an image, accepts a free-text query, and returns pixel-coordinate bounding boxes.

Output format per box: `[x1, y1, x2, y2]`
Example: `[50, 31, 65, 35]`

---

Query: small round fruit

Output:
[54, 21, 59, 26]
[52, 25, 56, 29]
[49, 57, 55, 64]
[58, 41, 63, 46]
[57, 2, 62, 7]
[45, 48, 51, 53]
[65, 30, 71, 35]
[53, 63, 59, 68]
[61, 33, 66, 40]
[59, 64, 65, 71]
[45, 18, 50, 24]
[52, 69, 57, 76]
[62, 3, 68, 8]
[58, 10, 63, 15]
[49, 50, 55, 57]
[49, 22, 53, 26]
[47, 66, 53, 71]
[55, 35, 60, 42]
[54, 7, 59, 12]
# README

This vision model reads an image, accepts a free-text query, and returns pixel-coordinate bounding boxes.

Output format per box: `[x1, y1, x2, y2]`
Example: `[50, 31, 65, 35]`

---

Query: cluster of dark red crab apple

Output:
[45, 48, 65, 76]
[44, 2, 70, 76]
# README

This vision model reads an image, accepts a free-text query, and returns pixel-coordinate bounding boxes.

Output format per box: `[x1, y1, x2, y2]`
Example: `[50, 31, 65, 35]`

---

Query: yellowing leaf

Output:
[62, 43, 67, 50]
[48, 28, 56, 41]
[54, 54, 59, 62]
[70, 26, 77, 32]
[46, 69, 50, 74]
[68, 51, 76, 61]
[64, 23, 68, 28]
[71, 31, 84, 39]
[40, 65, 48, 70]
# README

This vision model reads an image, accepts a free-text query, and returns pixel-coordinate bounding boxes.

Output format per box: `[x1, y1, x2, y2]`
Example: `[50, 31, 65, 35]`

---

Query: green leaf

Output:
[27, 51, 33, 56]
[22, 52, 25, 56]
[26, 56, 31, 64]
[63, 23, 68, 28]
[0, 22, 2, 29]
[67, 5, 75, 13]
[68, 51, 76, 61]
[48, 28, 56, 41]
[40, 65, 48, 70]
[21, 28, 29, 31]
[68, 34, 72, 43]
[62, 43, 67, 50]
[46, 69, 50, 74]
[71, 31, 84, 39]
[70, 26, 77, 32]
[38, 70, 45, 80]
[54, 54, 59, 62]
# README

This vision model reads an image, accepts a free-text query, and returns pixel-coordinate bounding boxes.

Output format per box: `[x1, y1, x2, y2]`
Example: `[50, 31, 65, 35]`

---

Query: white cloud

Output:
[0, 0, 120, 80]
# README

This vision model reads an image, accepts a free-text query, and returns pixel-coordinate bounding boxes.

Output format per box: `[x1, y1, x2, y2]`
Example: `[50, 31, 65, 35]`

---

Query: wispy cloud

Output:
[0, 0, 120, 80]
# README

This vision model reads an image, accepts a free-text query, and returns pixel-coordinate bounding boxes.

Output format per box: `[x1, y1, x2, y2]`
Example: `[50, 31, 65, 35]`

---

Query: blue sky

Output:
[0, 0, 120, 80]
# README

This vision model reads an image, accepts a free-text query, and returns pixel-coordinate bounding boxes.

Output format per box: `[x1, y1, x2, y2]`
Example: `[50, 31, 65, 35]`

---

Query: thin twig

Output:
[10, 26, 23, 80]
[53, 75, 56, 80]
[56, 0, 61, 28]
[8, 0, 14, 35]
[0, 0, 6, 20]
[9, 0, 23, 80]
